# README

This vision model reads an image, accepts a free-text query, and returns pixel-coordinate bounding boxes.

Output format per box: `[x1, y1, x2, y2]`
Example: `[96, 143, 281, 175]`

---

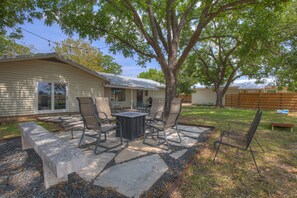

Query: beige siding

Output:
[151, 88, 165, 99]
[192, 88, 240, 105]
[0, 59, 104, 117]
[104, 88, 165, 108]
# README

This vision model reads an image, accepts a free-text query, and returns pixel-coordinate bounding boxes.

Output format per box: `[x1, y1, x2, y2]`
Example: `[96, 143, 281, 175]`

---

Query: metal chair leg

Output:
[213, 142, 221, 163]
[254, 137, 265, 153]
[94, 132, 102, 155]
[249, 146, 261, 175]
[78, 126, 86, 147]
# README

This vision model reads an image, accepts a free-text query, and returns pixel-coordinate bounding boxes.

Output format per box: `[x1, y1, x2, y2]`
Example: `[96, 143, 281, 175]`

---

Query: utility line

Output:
[6, 21, 109, 51]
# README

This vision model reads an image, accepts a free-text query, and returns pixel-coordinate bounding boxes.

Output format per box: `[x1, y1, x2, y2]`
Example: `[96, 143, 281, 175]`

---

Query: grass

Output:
[0, 120, 62, 140]
[173, 106, 297, 197]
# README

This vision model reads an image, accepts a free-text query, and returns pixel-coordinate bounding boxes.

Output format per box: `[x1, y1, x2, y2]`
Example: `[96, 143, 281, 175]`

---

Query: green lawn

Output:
[0, 120, 62, 140]
[175, 106, 297, 197]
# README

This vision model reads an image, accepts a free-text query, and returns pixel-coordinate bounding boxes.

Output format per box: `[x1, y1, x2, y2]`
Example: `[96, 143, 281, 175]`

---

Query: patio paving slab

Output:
[78, 152, 115, 182]
[128, 139, 168, 153]
[115, 148, 147, 164]
[94, 154, 168, 198]
[170, 149, 188, 159]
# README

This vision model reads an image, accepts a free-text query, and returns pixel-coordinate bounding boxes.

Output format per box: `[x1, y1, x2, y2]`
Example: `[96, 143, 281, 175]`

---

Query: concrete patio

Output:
[37, 116, 214, 197]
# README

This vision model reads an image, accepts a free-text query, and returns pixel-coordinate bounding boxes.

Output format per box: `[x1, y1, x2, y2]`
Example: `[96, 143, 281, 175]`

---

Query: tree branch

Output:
[177, 0, 199, 36]
[146, 0, 167, 67]
[154, 16, 168, 52]
[122, 0, 153, 44]
[193, 48, 215, 81]
[95, 26, 157, 59]
[176, 0, 256, 70]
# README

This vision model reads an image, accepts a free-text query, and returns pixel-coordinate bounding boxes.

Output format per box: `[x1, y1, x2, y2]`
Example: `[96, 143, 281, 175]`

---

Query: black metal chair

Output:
[143, 98, 183, 150]
[213, 109, 263, 174]
[76, 97, 122, 154]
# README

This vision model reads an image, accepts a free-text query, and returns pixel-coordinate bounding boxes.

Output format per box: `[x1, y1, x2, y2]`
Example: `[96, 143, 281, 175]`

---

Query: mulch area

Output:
[0, 127, 214, 197]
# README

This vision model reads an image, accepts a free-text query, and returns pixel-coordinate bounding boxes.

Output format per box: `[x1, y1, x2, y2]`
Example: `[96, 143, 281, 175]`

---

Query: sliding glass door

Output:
[37, 82, 67, 113]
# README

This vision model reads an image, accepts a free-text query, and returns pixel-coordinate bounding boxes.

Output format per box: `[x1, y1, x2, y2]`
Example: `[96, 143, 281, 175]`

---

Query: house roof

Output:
[0, 53, 109, 82]
[194, 78, 276, 90]
[97, 72, 165, 90]
[0, 53, 165, 90]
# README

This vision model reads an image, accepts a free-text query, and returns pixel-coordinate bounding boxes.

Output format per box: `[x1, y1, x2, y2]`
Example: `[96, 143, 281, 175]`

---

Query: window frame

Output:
[35, 81, 68, 114]
[111, 88, 126, 101]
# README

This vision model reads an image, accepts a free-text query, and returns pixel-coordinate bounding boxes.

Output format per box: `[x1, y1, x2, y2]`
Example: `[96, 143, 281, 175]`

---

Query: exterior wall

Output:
[152, 88, 165, 98]
[104, 87, 133, 108]
[0, 59, 105, 117]
[104, 87, 165, 108]
[192, 88, 239, 106]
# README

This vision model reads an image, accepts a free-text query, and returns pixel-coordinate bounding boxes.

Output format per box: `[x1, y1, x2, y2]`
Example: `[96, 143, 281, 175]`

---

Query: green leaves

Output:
[1, 0, 42, 39]
[53, 38, 122, 74]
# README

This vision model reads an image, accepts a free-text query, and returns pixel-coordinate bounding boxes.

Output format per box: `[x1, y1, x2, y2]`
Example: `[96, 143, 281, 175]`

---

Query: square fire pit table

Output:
[113, 112, 148, 140]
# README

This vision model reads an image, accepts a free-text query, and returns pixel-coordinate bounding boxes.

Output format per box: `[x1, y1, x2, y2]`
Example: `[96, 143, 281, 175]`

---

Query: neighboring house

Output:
[192, 79, 287, 106]
[0, 53, 165, 120]
[97, 72, 165, 109]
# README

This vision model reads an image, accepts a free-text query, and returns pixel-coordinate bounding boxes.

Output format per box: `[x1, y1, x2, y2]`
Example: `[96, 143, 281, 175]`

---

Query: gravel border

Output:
[0, 126, 214, 197]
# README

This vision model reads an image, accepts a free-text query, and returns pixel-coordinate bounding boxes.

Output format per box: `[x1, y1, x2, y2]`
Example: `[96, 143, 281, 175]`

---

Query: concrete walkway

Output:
[41, 116, 212, 197]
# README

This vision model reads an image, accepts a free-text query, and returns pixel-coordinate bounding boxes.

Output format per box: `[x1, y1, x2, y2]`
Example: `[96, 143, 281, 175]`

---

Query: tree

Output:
[101, 55, 122, 75]
[0, 37, 35, 57]
[39, 0, 284, 116]
[266, 1, 297, 91]
[138, 68, 165, 84]
[188, 5, 282, 107]
[1, 0, 42, 39]
[138, 67, 197, 95]
[54, 38, 122, 74]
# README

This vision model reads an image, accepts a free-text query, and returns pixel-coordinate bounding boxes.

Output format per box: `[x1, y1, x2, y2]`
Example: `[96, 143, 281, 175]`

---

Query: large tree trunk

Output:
[215, 90, 225, 108]
[164, 69, 177, 117]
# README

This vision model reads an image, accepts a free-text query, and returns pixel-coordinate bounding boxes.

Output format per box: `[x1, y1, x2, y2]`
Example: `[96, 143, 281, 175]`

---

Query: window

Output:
[111, 88, 125, 101]
[54, 84, 67, 110]
[38, 82, 52, 110]
[145, 90, 148, 96]
[37, 82, 67, 112]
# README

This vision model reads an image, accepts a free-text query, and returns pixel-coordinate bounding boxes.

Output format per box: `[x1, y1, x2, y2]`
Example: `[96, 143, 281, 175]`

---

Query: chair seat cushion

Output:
[147, 121, 164, 131]
[101, 123, 117, 132]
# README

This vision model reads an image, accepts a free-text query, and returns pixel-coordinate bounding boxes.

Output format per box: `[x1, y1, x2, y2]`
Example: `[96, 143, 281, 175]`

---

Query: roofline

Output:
[0, 53, 109, 82]
[104, 84, 159, 90]
[97, 72, 166, 88]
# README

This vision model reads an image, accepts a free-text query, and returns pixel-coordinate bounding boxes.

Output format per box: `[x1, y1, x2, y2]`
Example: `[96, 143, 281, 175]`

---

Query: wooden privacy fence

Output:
[225, 93, 297, 110]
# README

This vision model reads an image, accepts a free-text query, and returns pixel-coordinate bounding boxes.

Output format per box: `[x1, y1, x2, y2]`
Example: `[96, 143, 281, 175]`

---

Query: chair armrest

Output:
[98, 112, 109, 123]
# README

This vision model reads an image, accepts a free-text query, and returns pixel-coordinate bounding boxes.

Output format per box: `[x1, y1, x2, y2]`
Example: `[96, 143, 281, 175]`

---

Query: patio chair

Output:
[94, 97, 116, 123]
[145, 98, 165, 123]
[76, 97, 122, 154]
[224, 109, 264, 153]
[213, 109, 263, 174]
[143, 98, 183, 150]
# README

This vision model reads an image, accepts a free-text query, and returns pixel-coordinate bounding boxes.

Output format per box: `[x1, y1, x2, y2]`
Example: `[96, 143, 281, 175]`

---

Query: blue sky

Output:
[15, 19, 160, 77]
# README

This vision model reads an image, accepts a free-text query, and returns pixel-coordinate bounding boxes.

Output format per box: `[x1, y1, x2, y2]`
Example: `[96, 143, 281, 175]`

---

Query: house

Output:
[0, 53, 165, 120]
[192, 79, 287, 106]
[97, 72, 165, 109]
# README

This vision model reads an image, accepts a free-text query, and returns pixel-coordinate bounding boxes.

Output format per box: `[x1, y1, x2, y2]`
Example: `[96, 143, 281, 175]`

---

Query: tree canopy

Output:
[0, 37, 35, 57]
[38, 0, 288, 114]
[138, 68, 165, 84]
[187, 3, 283, 107]
[265, 0, 297, 91]
[1, 0, 42, 39]
[54, 38, 122, 74]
